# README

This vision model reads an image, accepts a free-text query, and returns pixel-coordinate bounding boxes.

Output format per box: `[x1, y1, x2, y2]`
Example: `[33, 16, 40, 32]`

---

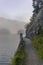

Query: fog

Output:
[0, 18, 26, 34]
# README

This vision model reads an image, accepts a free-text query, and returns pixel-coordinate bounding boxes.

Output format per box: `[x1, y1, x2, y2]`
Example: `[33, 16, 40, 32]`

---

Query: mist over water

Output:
[0, 34, 20, 62]
[0, 18, 26, 64]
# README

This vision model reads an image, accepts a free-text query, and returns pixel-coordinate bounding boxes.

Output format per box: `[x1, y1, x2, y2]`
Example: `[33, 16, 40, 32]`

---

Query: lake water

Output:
[0, 34, 20, 63]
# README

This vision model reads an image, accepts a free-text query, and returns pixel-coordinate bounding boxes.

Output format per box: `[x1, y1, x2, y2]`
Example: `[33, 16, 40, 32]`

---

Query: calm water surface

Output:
[0, 34, 20, 63]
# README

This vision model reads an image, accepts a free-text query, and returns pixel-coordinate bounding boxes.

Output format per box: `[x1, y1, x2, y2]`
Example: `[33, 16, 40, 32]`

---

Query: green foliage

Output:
[12, 42, 26, 65]
[32, 35, 43, 61]
[25, 16, 35, 35]
[38, 27, 43, 36]
[32, 0, 42, 15]
[26, 16, 34, 29]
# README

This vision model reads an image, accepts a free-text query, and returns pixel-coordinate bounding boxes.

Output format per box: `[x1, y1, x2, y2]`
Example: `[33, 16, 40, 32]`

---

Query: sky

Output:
[0, 0, 33, 22]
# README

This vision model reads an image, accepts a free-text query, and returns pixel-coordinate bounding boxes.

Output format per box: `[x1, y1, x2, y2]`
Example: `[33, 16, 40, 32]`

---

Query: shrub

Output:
[12, 42, 26, 65]
[32, 36, 43, 61]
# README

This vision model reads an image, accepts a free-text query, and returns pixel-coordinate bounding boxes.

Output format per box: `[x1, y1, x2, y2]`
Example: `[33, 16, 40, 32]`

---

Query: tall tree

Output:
[32, 0, 43, 15]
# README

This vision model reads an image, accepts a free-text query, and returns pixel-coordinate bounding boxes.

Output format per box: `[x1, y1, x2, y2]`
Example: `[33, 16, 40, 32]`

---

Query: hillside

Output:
[25, 0, 43, 62]
[26, 0, 43, 38]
